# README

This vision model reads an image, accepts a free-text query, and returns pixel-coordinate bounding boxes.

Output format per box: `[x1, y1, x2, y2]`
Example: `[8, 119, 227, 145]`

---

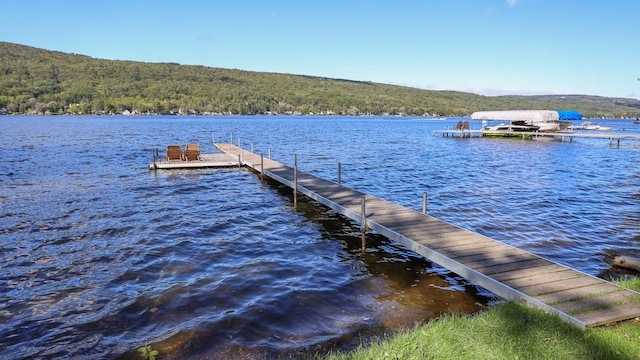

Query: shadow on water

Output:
[117, 175, 492, 360]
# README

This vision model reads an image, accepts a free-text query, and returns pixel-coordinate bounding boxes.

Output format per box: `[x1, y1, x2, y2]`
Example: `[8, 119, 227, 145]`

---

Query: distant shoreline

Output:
[1, 112, 636, 121]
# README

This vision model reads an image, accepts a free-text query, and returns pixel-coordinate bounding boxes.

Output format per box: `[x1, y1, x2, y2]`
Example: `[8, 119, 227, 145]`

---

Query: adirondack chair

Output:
[166, 145, 183, 161]
[185, 143, 200, 161]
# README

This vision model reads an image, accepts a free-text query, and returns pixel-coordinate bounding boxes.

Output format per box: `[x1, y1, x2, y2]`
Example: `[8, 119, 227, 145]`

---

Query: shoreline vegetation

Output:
[319, 277, 640, 360]
[2, 42, 640, 119]
[2, 112, 640, 121]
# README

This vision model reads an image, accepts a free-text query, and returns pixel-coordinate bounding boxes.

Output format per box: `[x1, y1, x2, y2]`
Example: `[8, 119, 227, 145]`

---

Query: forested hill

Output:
[1, 41, 639, 118]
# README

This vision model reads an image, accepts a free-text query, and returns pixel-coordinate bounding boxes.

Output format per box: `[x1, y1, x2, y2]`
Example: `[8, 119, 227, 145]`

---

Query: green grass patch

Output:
[320, 277, 640, 360]
[617, 276, 640, 293]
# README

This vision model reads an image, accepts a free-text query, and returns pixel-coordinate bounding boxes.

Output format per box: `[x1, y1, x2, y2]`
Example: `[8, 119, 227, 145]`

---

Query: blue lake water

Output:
[1, 115, 639, 359]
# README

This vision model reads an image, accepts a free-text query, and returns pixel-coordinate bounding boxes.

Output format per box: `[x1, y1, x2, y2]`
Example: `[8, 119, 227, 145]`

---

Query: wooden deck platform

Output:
[149, 153, 239, 169]
[215, 142, 640, 329]
[433, 129, 640, 145]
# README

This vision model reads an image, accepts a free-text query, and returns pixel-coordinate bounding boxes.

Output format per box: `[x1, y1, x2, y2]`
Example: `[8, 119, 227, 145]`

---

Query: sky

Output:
[2, 0, 639, 99]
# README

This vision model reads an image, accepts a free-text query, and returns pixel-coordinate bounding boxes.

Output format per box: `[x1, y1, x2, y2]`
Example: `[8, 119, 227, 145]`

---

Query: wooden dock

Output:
[215, 143, 640, 329]
[433, 128, 640, 145]
[149, 153, 239, 169]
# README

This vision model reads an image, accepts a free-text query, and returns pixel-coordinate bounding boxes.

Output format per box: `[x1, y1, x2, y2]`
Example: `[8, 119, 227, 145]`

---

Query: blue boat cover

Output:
[557, 110, 583, 120]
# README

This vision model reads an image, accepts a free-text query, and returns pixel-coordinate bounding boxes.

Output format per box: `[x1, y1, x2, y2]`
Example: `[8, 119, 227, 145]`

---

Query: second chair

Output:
[185, 143, 200, 161]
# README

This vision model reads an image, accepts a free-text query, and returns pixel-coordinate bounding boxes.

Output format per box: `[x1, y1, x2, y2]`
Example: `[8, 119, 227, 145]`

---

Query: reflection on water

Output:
[1, 116, 639, 359]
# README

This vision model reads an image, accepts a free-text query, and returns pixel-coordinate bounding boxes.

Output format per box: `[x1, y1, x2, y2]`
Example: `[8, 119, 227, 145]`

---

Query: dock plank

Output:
[490, 264, 570, 282]
[518, 276, 606, 297]
[574, 302, 640, 327]
[457, 251, 542, 268]
[536, 283, 626, 304]
[435, 241, 511, 258]
[474, 258, 551, 275]
[553, 290, 635, 314]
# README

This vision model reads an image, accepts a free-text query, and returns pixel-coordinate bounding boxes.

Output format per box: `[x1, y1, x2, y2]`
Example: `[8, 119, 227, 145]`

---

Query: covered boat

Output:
[471, 110, 561, 132]
[481, 120, 540, 137]
[481, 120, 540, 135]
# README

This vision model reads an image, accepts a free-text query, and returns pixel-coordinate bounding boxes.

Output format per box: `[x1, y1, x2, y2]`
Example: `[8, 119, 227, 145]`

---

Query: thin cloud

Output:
[199, 34, 216, 43]
[506, 0, 518, 7]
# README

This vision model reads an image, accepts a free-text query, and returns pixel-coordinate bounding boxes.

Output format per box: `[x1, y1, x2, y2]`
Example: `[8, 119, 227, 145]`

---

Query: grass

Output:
[319, 277, 640, 360]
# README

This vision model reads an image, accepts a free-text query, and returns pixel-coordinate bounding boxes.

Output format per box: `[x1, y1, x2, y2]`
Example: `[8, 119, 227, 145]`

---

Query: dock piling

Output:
[422, 192, 427, 214]
[151, 147, 158, 170]
[361, 196, 367, 253]
[260, 154, 264, 181]
[338, 162, 341, 185]
[294, 154, 298, 209]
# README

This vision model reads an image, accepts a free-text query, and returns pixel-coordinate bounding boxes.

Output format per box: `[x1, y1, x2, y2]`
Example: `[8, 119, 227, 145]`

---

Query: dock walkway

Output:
[433, 129, 640, 145]
[216, 143, 640, 329]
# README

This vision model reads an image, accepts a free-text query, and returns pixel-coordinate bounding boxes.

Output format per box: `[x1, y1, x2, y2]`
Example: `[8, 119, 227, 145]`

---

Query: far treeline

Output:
[1, 41, 639, 118]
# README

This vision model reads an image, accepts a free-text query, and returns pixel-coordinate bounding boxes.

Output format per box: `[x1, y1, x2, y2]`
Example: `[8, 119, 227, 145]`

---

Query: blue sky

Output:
[2, 0, 639, 99]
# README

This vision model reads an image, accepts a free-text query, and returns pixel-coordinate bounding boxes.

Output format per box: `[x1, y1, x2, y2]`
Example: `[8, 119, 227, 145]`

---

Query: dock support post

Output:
[151, 147, 157, 170]
[251, 143, 254, 154]
[237, 154, 241, 167]
[268, 147, 271, 159]
[294, 154, 298, 209]
[361, 196, 367, 253]
[212, 133, 215, 150]
[422, 192, 427, 214]
[338, 162, 341, 185]
[260, 153, 264, 181]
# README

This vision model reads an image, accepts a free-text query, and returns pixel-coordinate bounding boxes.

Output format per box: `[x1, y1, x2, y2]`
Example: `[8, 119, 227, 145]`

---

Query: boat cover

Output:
[470, 110, 559, 122]
[557, 110, 583, 120]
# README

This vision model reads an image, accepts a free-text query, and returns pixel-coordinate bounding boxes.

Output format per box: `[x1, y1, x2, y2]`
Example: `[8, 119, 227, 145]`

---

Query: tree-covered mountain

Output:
[1, 41, 639, 118]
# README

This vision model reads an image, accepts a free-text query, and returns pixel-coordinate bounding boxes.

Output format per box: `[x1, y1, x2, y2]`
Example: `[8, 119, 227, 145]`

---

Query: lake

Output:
[1, 115, 639, 359]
